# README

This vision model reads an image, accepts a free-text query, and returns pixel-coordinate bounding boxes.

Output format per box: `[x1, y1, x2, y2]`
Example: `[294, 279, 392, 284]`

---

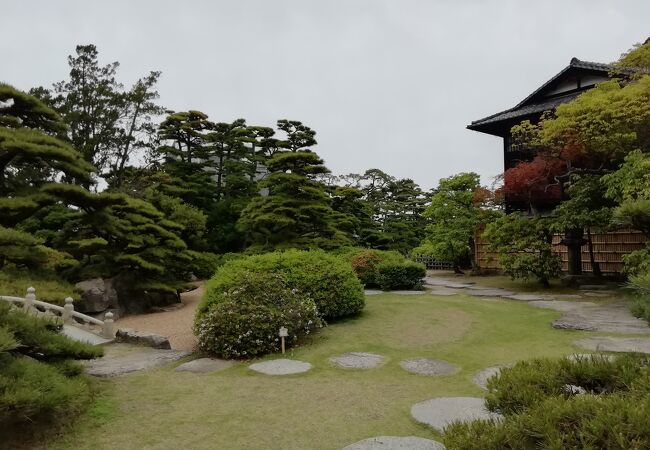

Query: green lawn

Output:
[48, 292, 600, 450]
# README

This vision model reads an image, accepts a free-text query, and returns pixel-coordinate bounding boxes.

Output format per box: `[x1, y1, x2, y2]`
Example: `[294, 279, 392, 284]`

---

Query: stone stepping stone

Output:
[83, 344, 190, 377]
[175, 357, 235, 373]
[343, 436, 445, 450]
[444, 283, 475, 289]
[249, 359, 312, 375]
[330, 352, 385, 369]
[425, 277, 468, 287]
[411, 397, 502, 432]
[400, 358, 458, 376]
[468, 289, 516, 297]
[364, 289, 383, 296]
[393, 290, 425, 295]
[472, 365, 511, 390]
[429, 288, 459, 296]
[575, 337, 650, 354]
[503, 294, 545, 301]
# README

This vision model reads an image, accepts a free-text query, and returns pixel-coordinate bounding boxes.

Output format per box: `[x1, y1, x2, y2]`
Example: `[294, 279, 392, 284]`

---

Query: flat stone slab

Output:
[115, 328, 171, 349]
[429, 288, 459, 296]
[411, 397, 502, 432]
[425, 277, 470, 287]
[62, 325, 113, 346]
[392, 290, 425, 295]
[84, 343, 190, 377]
[530, 300, 650, 334]
[364, 290, 383, 296]
[330, 352, 385, 369]
[343, 436, 445, 450]
[175, 357, 235, 373]
[503, 294, 545, 301]
[468, 289, 516, 297]
[575, 337, 650, 354]
[443, 283, 475, 289]
[249, 359, 312, 375]
[400, 358, 458, 376]
[473, 365, 511, 390]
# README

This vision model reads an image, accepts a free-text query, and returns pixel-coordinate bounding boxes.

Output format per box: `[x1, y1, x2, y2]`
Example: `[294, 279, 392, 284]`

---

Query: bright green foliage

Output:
[416, 172, 498, 271]
[0, 269, 76, 305]
[198, 250, 364, 320]
[344, 248, 404, 286]
[444, 354, 650, 450]
[483, 215, 561, 286]
[0, 303, 101, 434]
[617, 38, 650, 69]
[194, 272, 322, 358]
[238, 121, 351, 250]
[376, 261, 426, 290]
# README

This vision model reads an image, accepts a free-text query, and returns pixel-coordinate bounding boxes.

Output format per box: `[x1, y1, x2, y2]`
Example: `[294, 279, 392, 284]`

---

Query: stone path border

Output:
[400, 358, 458, 376]
[574, 336, 650, 354]
[249, 359, 312, 375]
[411, 396, 502, 432]
[343, 436, 445, 450]
[175, 358, 235, 373]
[329, 352, 385, 369]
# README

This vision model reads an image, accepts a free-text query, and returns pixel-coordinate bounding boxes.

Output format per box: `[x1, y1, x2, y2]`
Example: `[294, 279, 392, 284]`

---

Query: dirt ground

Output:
[115, 283, 204, 351]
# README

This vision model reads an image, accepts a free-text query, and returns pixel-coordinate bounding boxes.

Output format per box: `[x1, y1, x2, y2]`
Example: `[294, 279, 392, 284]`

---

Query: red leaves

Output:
[500, 154, 566, 207]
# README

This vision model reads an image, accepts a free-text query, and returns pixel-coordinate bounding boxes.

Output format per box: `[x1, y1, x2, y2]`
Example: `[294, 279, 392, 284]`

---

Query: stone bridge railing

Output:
[0, 287, 115, 339]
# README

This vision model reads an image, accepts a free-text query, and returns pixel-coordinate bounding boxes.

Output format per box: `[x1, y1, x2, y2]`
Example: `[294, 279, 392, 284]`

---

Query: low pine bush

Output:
[376, 261, 426, 290]
[194, 272, 322, 358]
[198, 249, 364, 320]
[444, 354, 650, 450]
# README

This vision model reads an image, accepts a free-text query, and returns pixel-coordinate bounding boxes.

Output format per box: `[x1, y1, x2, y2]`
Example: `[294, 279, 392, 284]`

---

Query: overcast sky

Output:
[3, 1, 649, 189]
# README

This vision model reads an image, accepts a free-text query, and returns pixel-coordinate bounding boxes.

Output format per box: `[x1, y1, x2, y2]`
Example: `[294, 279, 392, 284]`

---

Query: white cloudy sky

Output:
[3, 1, 649, 189]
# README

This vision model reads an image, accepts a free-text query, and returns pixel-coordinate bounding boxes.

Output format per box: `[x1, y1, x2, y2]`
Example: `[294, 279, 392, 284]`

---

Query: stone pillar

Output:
[63, 297, 74, 324]
[24, 287, 36, 313]
[103, 311, 114, 338]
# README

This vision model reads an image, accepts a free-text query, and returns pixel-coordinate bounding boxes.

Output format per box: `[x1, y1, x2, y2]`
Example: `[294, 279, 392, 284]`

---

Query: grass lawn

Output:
[47, 292, 600, 450]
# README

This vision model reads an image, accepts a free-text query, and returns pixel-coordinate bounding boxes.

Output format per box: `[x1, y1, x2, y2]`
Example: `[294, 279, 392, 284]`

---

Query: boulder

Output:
[74, 278, 119, 313]
[115, 328, 171, 349]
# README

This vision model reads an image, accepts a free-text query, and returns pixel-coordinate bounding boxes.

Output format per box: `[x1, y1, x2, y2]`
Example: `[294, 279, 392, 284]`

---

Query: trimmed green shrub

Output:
[444, 354, 650, 450]
[376, 261, 426, 290]
[194, 272, 322, 358]
[347, 249, 404, 286]
[199, 249, 364, 320]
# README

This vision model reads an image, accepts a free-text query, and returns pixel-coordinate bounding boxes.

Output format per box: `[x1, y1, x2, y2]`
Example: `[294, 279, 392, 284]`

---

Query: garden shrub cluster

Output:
[0, 303, 102, 439]
[444, 354, 650, 450]
[195, 250, 363, 358]
[339, 247, 425, 290]
[194, 272, 322, 358]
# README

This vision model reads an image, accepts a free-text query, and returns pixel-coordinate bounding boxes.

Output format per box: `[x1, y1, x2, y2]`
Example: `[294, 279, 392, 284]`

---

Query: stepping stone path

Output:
[393, 290, 425, 295]
[473, 365, 510, 390]
[364, 289, 383, 296]
[343, 436, 445, 450]
[411, 397, 502, 432]
[468, 289, 516, 297]
[84, 343, 190, 377]
[175, 357, 235, 373]
[330, 352, 385, 369]
[400, 358, 458, 376]
[531, 300, 650, 334]
[503, 293, 545, 301]
[249, 359, 312, 375]
[429, 288, 459, 296]
[575, 336, 650, 354]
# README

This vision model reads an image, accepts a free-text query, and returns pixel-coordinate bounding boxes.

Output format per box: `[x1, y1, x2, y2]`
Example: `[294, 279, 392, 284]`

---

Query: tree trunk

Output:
[586, 227, 602, 277]
[563, 227, 584, 276]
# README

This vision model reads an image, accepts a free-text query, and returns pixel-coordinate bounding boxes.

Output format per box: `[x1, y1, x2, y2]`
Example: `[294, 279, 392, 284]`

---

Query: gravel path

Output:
[115, 283, 204, 351]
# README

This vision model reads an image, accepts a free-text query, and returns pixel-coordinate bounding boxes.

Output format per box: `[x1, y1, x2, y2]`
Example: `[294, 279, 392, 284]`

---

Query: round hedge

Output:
[193, 272, 322, 358]
[198, 249, 364, 320]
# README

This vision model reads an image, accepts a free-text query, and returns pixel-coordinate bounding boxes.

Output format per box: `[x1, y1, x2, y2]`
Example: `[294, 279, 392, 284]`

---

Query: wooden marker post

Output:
[279, 326, 288, 354]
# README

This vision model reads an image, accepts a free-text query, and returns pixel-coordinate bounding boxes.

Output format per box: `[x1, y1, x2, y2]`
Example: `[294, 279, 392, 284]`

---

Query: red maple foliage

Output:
[499, 153, 566, 210]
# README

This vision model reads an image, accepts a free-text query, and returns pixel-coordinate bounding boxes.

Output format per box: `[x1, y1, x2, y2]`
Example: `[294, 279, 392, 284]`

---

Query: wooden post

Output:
[103, 311, 114, 338]
[279, 326, 288, 354]
[24, 287, 35, 313]
[63, 297, 74, 324]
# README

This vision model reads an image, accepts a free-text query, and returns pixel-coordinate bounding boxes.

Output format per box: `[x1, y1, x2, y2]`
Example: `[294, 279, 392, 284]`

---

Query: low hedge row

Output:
[340, 248, 425, 290]
[445, 354, 650, 450]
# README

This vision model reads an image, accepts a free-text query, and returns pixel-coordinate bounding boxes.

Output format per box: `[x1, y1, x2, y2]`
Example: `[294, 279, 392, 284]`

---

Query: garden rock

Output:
[343, 436, 445, 450]
[330, 352, 385, 369]
[74, 278, 118, 313]
[84, 343, 189, 377]
[411, 396, 502, 432]
[473, 365, 510, 390]
[400, 358, 458, 376]
[575, 336, 650, 354]
[115, 328, 171, 349]
[249, 359, 312, 375]
[563, 384, 587, 395]
[175, 358, 235, 373]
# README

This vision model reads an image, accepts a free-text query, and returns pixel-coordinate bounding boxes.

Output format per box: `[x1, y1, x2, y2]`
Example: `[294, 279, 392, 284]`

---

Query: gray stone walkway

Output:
[83, 343, 190, 377]
[343, 436, 445, 450]
[411, 396, 502, 432]
[575, 336, 650, 354]
[330, 352, 385, 369]
[249, 359, 312, 375]
[175, 357, 235, 373]
[400, 358, 458, 376]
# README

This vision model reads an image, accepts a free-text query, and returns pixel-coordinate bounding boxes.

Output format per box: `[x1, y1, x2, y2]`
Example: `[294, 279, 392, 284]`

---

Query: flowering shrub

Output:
[194, 272, 322, 358]
[198, 250, 364, 320]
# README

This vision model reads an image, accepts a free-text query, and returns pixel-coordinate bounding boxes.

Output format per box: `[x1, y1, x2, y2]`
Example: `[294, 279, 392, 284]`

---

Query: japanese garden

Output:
[1, 8, 650, 450]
